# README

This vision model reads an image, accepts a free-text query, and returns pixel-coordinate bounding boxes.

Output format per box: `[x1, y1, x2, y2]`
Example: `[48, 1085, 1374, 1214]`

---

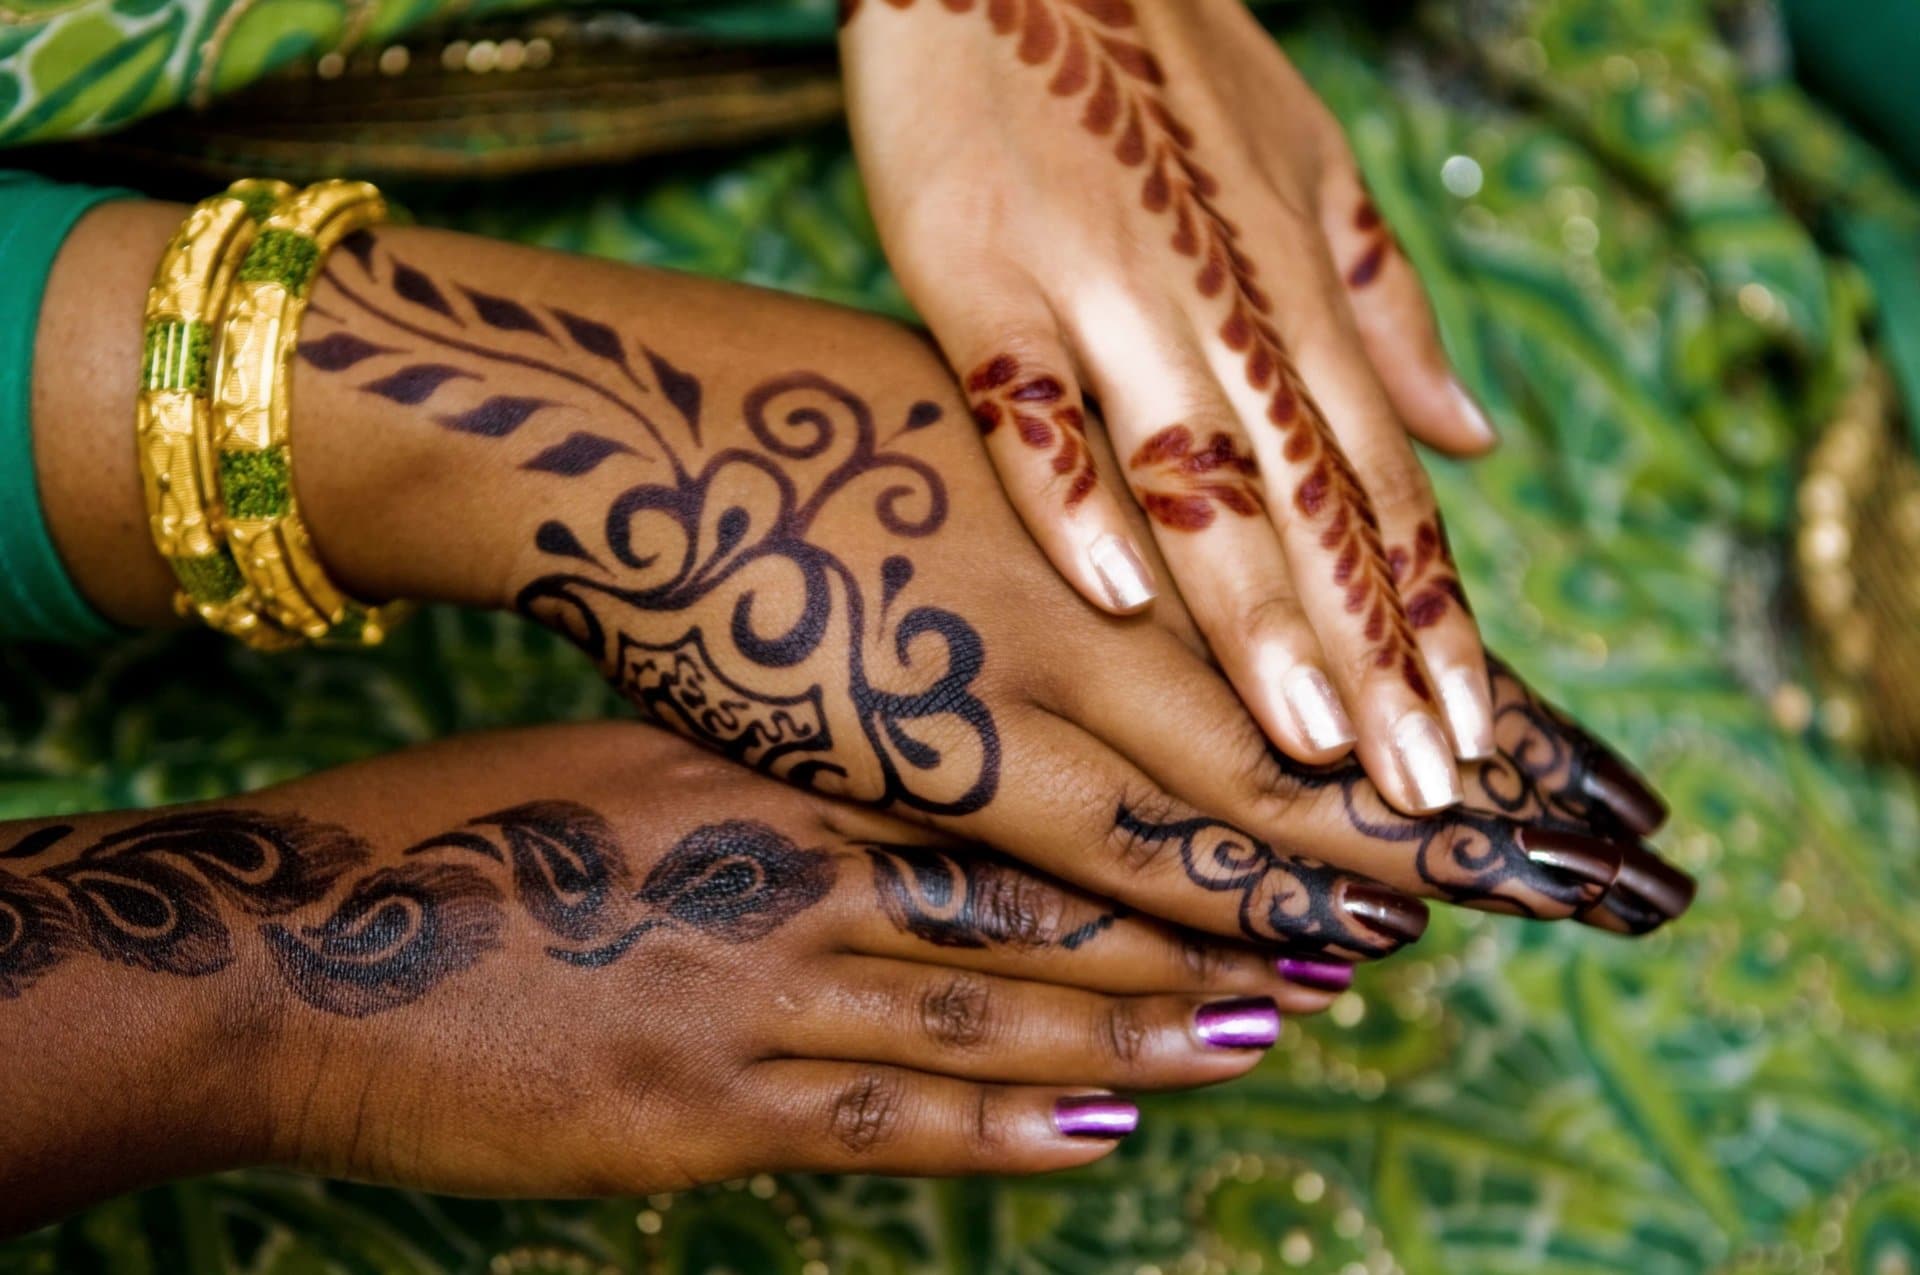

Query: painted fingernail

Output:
[1275, 957, 1353, 992]
[1581, 752, 1670, 836]
[1053, 1094, 1140, 1139]
[1281, 665, 1356, 752]
[1194, 996, 1282, 1049]
[1516, 826, 1623, 906]
[1090, 534, 1155, 613]
[1599, 843, 1696, 934]
[1341, 883, 1431, 947]
[1449, 377, 1499, 446]
[1438, 666, 1496, 761]
[1389, 710, 1463, 812]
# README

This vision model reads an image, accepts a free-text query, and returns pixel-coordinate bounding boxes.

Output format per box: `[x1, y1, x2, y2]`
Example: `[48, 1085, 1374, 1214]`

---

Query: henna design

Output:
[864, 842, 1120, 950]
[1387, 516, 1469, 631]
[1345, 198, 1396, 291]
[966, 354, 1098, 507]
[844, 0, 1429, 700]
[0, 805, 833, 1015]
[306, 239, 1002, 819]
[1126, 424, 1262, 531]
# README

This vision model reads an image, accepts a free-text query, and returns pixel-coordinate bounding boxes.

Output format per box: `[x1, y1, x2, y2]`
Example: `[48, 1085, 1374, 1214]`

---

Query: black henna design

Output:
[863, 842, 1122, 950]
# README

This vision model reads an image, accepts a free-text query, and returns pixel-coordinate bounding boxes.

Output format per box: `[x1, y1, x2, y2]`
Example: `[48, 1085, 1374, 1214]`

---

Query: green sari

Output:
[2, 1, 1917, 1271]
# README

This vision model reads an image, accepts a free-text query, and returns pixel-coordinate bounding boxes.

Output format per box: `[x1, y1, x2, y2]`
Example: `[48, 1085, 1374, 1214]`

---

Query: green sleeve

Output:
[0, 171, 135, 644]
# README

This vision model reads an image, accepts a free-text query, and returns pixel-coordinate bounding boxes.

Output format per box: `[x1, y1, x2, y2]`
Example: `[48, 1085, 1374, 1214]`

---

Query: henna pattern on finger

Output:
[864, 842, 1121, 950]
[306, 237, 1001, 818]
[1345, 198, 1396, 292]
[1127, 424, 1263, 531]
[1387, 516, 1469, 630]
[0, 805, 833, 1014]
[966, 354, 1099, 507]
[843, 0, 1432, 702]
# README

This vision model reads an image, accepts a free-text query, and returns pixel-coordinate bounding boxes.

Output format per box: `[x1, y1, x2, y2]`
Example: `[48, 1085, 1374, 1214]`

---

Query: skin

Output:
[840, 0, 1503, 813]
[0, 722, 1333, 1237]
[36, 205, 1686, 966]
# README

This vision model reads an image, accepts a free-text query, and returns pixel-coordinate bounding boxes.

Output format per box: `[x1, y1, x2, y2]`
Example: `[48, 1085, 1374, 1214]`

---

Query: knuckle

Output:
[1362, 451, 1435, 514]
[967, 1086, 1015, 1157]
[826, 1069, 906, 1155]
[1175, 933, 1232, 984]
[1107, 784, 1189, 871]
[972, 863, 1069, 948]
[919, 974, 996, 1051]
[1100, 999, 1151, 1065]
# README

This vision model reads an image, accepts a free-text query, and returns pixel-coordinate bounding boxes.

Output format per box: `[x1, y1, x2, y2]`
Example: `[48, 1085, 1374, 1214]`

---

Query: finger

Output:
[928, 290, 1156, 614]
[782, 957, 1280, 1089]
[1579, 840, 1697, 936]
[749, 1061, 1136, 1176]
[1058, 649, 1630, 924]
[1322, 181, 1497, 457]
[836, 840, 1339, 1010]
[952, 706, 1429, 962]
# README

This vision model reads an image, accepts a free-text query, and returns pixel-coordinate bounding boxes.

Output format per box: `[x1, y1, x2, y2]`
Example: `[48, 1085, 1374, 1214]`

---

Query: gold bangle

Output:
[211, 179, 410, 646]
[137, 178, 304, 650]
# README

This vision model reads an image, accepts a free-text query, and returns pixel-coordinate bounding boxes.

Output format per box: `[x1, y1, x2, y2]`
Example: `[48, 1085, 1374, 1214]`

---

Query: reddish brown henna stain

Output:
[848, 0, 1429, 701]
[966, 353, 1098, 507]
[1388, 516, 1470, 631]
[1345, 197, 1396, 291]
[1127, 425, 1262, 531]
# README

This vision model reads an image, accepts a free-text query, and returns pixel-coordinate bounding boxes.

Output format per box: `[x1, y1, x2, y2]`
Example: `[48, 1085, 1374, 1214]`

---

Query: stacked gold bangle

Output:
[137, 179, 410, 650]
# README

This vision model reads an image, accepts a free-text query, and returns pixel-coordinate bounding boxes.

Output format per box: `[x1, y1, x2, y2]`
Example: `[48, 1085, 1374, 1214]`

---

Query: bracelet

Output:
[211, 179, 410, 647]
[136, 178, 303, 649]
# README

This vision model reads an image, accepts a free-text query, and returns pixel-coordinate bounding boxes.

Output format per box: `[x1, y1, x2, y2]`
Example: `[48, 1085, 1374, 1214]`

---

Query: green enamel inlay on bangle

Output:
[236, 229, 320, 296]
[220, 447, 292, 519]
[140, 319, 209, 393]
[231, 185, 282, 225]
[173, 549, 244, 605]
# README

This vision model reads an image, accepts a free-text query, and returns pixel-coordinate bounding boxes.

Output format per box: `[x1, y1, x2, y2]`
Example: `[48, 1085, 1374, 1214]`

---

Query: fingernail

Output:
[1389, 711, 1463, 812]
[1194, 996, 1282, 1049]
[1449, 377, 1499, 446]
[1517, 826, 1623, 905]
[1090, 534, 1155, 612]
[1053, 1094, 1140, 1139]
[1341, 883, 1431, 946]
[1581, 752, 1670, 836]
[1438, 666, 1495, 761]
[1275, 957, 1353, 992]
[1281, 665, 1356, 752]
[1599, 843, 1696, 934]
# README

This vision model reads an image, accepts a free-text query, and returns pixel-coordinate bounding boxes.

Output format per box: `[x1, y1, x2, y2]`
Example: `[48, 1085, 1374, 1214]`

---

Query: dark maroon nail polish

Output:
[1194, 996, 1281, 1049]
[1581, 752, 1669, 836]
[1600, 843, 1697, 934]
[1275, 957, 1353, 992]
[1517, 827, 1624, 904]
[1341, 883, 1431, 946]
[1052, 1095, 1140, 1139]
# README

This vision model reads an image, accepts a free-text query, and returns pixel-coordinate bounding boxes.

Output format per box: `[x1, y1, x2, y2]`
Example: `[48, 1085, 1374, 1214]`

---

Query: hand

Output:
[274, 223, 1687, 952]
[840, 0, 1501, 814]
[0, 723, 1334, 1231]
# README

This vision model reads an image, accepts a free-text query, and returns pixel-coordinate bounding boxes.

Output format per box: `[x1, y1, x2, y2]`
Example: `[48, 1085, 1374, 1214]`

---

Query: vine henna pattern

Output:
[1345, 197, 1397, 291]
[842, 0, 1434, 702]
[1387, 516, 1469, 631]
[0, 806, 834, 1014]
[966, 354, 1099, 507]
[308, 236, 1002, 818]
[863, 842, 1121, 950]
[1126, 424, 1263, 531]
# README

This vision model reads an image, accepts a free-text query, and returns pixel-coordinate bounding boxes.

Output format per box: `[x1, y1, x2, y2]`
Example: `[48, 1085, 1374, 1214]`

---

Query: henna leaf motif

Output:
[462, 286, 552, 339]
[392, 261, 462, 324]
[522, 432, 634, 477]
[535, 520, 602, 567]
[298, 332, 399, 372]
[645, 347, 703, 439]
[363, 364, 479, 406]
[435, 396, 552, 437]
[553, 308, 630, 367]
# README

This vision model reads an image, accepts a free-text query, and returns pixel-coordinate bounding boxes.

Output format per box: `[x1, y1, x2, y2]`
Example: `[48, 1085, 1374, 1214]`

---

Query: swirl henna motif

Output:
[864, 842, 1120, 950]
[841, 0, 1433, 701]
[0, 806, 834, 1015]
[308, 239, 1001, 819]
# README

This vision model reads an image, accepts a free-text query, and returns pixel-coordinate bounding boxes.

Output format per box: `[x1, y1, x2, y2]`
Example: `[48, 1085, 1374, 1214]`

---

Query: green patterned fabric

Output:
[4, 1, 1920, 1273]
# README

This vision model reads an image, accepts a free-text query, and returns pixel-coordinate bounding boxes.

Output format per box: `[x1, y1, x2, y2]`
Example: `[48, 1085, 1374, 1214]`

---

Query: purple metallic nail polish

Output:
[1053, 1095, 1140, 1139]
[1275, 957, 1354, 993]
[1193, 996, 1282, 1049]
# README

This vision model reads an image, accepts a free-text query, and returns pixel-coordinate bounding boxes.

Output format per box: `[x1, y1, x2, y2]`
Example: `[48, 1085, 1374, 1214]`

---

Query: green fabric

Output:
[0, 172, 127, 644]
[3, 1, 1920, 1273]
[1784, 0, 1920, 179]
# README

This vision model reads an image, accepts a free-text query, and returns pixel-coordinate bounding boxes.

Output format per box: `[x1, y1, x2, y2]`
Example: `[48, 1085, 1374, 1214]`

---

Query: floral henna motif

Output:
[966, 354, 1098, 507]
[1345, 197, 1396, 291]
[1126, 424, 1262, 531]
[846, 0, 1431, 701]
[1387, 517, 1469, 630]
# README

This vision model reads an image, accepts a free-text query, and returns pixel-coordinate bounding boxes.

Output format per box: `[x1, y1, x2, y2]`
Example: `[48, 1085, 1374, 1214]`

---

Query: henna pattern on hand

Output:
[1387, 516, 1469, 630]
[864, 842, 1120, 950]
[0, 806, 832, 1014]
[308, 236, 1000, 819]
[1345, 197, 1396, 291]
[965, 354, 1099, 507]
[1127, 424, 1263, 531]
[841, 0, 1432, 701]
